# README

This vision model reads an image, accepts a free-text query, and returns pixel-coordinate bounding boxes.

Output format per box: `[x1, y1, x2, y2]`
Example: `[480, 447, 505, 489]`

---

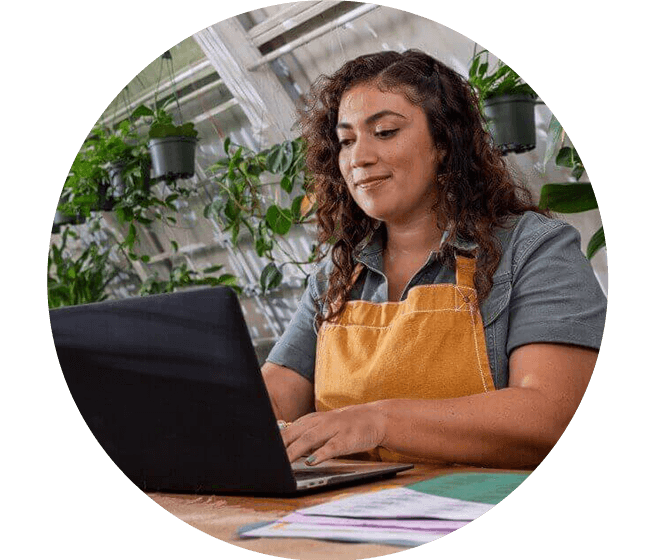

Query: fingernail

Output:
[305, 455, 316, 465]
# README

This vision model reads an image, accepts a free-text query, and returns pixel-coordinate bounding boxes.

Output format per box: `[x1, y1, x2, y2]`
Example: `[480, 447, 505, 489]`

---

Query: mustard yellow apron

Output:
[314, 255, 495, 463]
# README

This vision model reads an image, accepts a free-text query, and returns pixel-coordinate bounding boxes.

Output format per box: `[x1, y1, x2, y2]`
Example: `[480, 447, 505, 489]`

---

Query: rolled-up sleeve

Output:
[265, 265, 326, 382]
[506, 214, 607, 356]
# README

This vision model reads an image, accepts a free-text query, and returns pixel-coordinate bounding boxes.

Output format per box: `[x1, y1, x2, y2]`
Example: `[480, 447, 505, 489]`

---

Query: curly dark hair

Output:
[299, 49, 543, 327]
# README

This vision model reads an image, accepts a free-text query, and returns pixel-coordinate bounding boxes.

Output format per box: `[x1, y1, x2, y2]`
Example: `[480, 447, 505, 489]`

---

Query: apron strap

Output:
[455, 255, 477, 289]
[322, 263, 365, 321]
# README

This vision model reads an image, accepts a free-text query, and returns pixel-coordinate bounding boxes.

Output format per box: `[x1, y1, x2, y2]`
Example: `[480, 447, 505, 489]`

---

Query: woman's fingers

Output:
[302, 436, 343, 465]
[283, 419, 336, 462]
[279, 404, 388, 464]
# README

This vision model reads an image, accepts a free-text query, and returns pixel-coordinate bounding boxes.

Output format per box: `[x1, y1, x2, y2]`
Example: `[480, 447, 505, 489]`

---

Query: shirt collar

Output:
[353, 223, 478, 266]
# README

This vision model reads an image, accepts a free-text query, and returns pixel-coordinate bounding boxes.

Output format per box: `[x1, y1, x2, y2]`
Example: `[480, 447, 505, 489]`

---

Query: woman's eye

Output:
[337, 129, 396, 147]
[376, 129, 398, 138]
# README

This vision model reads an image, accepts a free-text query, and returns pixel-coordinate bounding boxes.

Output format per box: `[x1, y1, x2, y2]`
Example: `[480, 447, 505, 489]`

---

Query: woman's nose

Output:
[351, 137, 378, 168]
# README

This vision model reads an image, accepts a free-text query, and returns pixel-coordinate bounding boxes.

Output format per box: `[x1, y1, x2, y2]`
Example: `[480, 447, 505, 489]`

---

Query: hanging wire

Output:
[154, 52, 167, 109]
[164, 50, 185, 124]
[148, 50, 186, 124]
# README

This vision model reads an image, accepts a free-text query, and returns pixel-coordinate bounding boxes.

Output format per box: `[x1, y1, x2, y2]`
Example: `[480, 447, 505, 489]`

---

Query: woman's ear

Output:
[434, 145, 447, 171]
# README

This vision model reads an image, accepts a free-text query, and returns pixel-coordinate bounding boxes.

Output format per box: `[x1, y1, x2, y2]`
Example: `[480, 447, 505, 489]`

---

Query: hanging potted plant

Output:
[52, 197, 85, 234]
[95, 121, 151, 207]
[131, 101, 198, 182]
[468, 49, 539, 154]
[59, 121, 150, 220]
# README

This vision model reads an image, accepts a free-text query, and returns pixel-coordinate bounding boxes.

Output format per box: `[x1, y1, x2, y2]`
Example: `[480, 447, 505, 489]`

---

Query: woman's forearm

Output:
[279, 345, 595, 467]
[262, 362, 315, 422]
[369, 344, 596, 468]
[371, 387, 568, 468]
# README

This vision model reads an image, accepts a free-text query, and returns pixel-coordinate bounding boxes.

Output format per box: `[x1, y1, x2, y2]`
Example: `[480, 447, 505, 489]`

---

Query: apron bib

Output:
[315, 255, 495, 463]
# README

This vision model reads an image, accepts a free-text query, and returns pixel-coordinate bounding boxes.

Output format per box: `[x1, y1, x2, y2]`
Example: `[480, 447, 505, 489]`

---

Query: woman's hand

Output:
[281, 403, 388, 465]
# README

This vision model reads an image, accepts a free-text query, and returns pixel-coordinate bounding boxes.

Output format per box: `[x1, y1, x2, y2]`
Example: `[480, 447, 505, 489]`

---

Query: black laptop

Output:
[50, 287, 412, 495]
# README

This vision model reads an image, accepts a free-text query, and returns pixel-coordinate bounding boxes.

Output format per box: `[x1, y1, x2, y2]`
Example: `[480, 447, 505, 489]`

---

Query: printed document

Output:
[298, 487, 494, 520]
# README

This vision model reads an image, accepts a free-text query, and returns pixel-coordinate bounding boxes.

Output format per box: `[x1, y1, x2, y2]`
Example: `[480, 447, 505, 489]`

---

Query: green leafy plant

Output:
[539, 115, 606, 259]
[205, 136, 317, 293]
[130, 99, 199, 183]
[59, 121, 147, 218]
[131, 100, 198, 139]
[53, 116, 226, 305]
[467, 49, 539, 155]
[468, 49, 537, 104]
[47, 228, 119, 308]
[139, 263, 240, 295]
[538, 136, 605, 259]
[59, 120, 153, 250]
[49, 51, 234, 307]
[58, 112, 199, 262]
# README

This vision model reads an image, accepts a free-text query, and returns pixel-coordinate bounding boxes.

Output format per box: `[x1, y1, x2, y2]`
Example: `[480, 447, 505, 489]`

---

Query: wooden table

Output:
[148, 464, 529, 559]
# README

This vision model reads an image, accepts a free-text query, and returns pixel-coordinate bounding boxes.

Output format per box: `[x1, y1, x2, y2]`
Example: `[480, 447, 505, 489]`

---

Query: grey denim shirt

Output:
[267, 211, 607, 389]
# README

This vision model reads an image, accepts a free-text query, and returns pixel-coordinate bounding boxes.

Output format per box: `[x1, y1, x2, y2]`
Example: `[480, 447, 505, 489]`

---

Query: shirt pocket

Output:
[480, 274, 512, 389]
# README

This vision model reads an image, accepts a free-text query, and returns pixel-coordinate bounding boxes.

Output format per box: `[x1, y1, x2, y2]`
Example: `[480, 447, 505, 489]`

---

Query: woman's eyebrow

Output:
[336, 109, 407, 130]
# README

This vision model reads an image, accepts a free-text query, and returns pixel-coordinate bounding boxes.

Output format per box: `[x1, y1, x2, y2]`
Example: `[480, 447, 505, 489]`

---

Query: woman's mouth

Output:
[355, 176, 390, 189]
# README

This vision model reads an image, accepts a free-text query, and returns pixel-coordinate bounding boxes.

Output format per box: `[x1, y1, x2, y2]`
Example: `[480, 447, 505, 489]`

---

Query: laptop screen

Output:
[50, 287, 297, 494]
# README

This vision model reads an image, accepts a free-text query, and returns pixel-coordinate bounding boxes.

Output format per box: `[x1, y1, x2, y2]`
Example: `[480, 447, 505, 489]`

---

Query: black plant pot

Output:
[483, 94, 537, 155]
[52, 209, 85, 234]
[148, 136, 197, 181]
[107, 161, 127, 198]
[95, 181, 118, 212]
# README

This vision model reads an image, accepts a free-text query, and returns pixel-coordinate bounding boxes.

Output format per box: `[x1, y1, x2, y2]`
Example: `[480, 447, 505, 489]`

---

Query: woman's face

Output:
[336, 83, 442, 225]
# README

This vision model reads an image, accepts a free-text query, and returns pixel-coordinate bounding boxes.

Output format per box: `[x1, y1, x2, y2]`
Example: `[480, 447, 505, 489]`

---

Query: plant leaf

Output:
[255, 235, 273, 257]
[125, 223, 136, 247]
[266, 141, 294, 174]
[203, 265, 223, 273]
[259, 262, 283, 293]
[538, 182, 598, 213]
[177, 122, 198, 138]
[280, 176, 292, 193]
[291, 195, 304, 221]
[556, 146, 580, 168]
[131, 104, 154, 119]
[149, 122, 179, 138]
[543, 114, 564, 170]
[265, 205, 292, 235]
[586, 227, 606, 260]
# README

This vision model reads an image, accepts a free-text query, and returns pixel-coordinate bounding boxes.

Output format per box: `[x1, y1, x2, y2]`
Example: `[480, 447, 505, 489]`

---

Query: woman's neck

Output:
[383, 213, 444, 259]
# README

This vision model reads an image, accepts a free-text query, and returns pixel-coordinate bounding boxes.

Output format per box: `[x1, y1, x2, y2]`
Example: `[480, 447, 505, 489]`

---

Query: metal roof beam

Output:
[194, 18, 298, 147]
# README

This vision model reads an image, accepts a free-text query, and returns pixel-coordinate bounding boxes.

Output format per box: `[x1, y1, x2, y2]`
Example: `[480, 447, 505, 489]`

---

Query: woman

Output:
[261, 50, 606, 469]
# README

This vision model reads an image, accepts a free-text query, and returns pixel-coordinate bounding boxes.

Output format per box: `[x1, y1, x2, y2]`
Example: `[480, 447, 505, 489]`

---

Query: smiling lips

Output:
[354, 175, 390, 189]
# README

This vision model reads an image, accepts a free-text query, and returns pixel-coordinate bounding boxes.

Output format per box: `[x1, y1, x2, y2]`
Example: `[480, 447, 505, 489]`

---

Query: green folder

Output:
[407, 472, 529, 505]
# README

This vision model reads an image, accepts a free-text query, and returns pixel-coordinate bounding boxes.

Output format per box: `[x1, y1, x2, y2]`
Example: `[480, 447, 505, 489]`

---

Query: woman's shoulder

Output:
[306, 253, 336, 298]
[494, 211, 581, 278]
[497, 210, 575, 244]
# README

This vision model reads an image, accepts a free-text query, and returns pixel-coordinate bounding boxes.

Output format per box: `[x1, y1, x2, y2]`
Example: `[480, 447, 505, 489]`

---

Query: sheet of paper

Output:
[297, 487, 494, 520]
[240, 519, 450, 547]
[280, 512, 469, 531]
